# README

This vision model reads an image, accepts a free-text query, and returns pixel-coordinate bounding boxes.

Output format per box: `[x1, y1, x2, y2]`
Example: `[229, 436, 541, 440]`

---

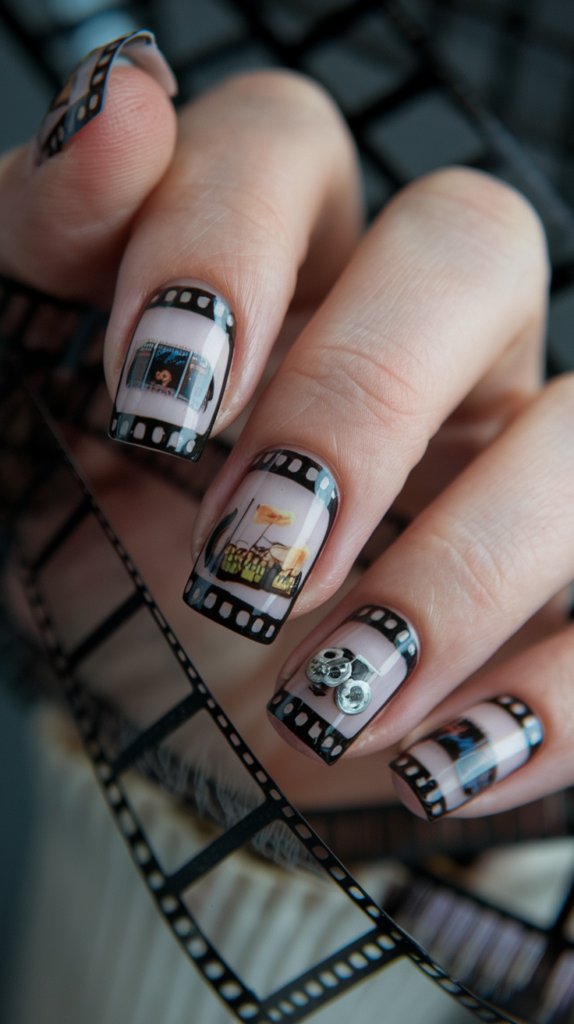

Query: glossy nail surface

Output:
[36, 30, 177, 164]
[184, 448, 338, 643]
[390, 695, 543, 821]
[109, 282, 235, 461]
[267, 606, 418, 765]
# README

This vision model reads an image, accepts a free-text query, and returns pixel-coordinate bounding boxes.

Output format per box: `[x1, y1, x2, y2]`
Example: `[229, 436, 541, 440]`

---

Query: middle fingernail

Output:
[183, 448, 339, 642]
[109, 281, 235, 462]
[267, 606, 419, 764]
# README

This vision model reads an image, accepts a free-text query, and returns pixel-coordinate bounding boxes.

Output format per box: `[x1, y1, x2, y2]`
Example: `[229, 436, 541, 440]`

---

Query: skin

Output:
[3, 61, 573, 817]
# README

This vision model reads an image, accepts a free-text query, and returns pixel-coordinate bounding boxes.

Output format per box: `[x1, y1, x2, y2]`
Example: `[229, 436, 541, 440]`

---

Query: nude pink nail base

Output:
[184, 448, 338, 643]
[109, 283, 235, 462]
[267, 606, 419, 764]
[390, 696, 543, 821]
[36, 31, 176, 164]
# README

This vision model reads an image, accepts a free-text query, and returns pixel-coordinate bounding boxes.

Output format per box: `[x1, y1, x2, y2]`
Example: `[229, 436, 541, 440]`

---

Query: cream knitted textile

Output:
[8, 706, 475, 1024]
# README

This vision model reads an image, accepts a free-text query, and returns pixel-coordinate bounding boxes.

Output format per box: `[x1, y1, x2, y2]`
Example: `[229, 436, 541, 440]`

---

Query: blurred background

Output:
[2, 1, 574, 1021]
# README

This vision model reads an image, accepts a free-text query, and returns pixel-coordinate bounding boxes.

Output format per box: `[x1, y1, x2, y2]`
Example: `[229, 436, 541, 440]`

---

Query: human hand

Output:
[3, 32, 571, 821]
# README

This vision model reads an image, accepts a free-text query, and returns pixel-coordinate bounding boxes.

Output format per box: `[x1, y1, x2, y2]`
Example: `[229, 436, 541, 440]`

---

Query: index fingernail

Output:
[109, 281, 235, 462]
[36, 30, 177, 164]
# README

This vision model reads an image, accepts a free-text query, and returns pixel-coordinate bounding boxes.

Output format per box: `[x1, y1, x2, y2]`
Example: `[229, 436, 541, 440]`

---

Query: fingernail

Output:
[183, 448, 339, 642]
[390, 696, 543, 821]
[267, 606, 419, 765]
[36, 30, 177, 164]
[109, 281, 235, 461]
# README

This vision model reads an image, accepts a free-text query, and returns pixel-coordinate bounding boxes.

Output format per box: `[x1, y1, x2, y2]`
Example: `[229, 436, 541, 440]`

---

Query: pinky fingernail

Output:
[390, 696, 543, 821]
[36, 30, 176, 164]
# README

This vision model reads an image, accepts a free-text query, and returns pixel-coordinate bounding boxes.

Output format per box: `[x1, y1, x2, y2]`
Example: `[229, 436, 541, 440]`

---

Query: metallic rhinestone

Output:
[335, 679, 372, 714]
[306, 648, 352, 687]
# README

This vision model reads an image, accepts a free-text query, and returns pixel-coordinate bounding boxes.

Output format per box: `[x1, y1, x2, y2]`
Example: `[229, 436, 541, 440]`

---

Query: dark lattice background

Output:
[3, 2, 574, 1023]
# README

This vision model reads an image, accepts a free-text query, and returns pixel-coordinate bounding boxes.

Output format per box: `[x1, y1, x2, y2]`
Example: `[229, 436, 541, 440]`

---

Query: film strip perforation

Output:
[353, 605, 418, 673]
[184, 573, 281, 642]
[492, 695, 544, 755]
[391, 751, 448, 820]
[269, 688, 351, 765]
[38, 32, 140, 160]
[147, 285, 236, 340]
[250, 448, 338, 514]
[260, 928, 408, 1023]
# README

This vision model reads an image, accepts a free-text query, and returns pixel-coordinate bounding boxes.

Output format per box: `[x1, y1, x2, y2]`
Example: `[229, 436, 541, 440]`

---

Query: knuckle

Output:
[290, 339, 431, 456]
[396, 167, 549, 288]
[541, 372, 574, 423]
[427, 524, 512, 621]
[203, 68, 349, 147]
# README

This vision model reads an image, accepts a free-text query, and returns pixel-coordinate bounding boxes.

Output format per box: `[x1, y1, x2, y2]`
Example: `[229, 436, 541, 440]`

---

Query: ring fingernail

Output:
[183, 448, 338, 642]
[36, 30, 176, 164]
[390, 696, 543, 821]
[109, 282, 235, 461]
[267, 606, 419, 764]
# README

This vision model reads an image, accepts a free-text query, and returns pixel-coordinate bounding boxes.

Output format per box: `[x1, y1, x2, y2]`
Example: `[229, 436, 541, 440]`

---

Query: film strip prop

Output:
[7, 388, 512, 1024]
[384, 864, 574, 1024]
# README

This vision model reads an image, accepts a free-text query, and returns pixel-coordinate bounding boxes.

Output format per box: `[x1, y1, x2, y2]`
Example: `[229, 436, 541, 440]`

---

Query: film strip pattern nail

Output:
[35, 30, 177, 164]
[391, 696, 543, 822]
[110, 283, 235, 463]
[8, 386, 513, 1024]
[184, 449, 339, 643]
[268, 606, 419, 764]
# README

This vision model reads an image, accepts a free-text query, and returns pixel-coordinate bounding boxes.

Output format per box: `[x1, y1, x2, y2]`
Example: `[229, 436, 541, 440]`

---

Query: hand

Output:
[3, 33, 571, 821]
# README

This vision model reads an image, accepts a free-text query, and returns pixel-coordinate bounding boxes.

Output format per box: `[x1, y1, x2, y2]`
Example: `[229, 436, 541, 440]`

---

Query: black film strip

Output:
[8, 384, 512, 1024]
[386, 864, 574, 1024]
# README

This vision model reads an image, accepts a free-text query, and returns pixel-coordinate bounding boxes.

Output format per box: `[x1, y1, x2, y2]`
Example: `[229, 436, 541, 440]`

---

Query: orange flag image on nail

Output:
[252, 504, 295, 527]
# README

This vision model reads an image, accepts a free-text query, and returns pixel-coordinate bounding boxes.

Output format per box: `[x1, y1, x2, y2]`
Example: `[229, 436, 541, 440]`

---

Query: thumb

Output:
[0, 31, 177, 304]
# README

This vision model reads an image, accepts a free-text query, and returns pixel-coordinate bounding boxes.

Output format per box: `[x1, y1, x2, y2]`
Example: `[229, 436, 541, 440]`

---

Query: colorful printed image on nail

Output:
[184, 449, 338, 643]
[390, 696, 543, 821]
[109, 283, 235, 462]
[36, 30, 176, 164]
[267, 607, 419, 765]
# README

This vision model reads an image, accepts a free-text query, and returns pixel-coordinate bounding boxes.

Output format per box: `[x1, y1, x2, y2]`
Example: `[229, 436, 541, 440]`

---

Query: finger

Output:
[389, 622, 574, 820]
[0, 32, 177, 303]
[185, 168, 547, 643]
[104, 69, 362, 463]
[267, 374, 574, 763]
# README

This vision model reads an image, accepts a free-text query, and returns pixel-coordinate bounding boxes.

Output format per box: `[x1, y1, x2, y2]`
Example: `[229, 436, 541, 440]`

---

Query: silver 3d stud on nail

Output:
[306, 647, 376, 714]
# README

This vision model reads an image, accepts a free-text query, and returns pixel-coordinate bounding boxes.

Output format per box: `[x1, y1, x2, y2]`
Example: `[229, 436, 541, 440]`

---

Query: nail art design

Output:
[267, 606, 418, 765]
[36, 30, 177, 164]
[109, 283, 235, 462]
[390, 696, 543, 821]
[184, 449, 338, 642]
